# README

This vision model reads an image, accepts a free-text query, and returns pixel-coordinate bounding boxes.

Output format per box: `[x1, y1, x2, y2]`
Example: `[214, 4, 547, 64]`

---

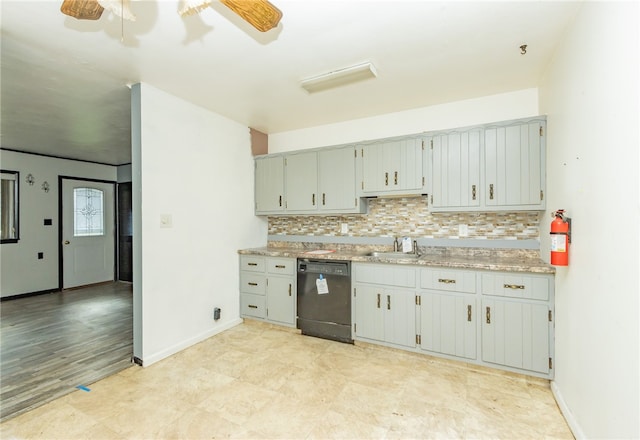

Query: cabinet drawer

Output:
[481, 273, 549, 300]
[354, 263, 416, 288]
[420, 268, 476, 293]
[266, 257, 295, 275]
[241, 293, 266, 318]
[240, 256, 265, 272]
[240, 272, 266, 295]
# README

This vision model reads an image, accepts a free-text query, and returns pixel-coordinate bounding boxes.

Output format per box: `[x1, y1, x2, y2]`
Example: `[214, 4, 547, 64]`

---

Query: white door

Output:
[62, 179, 115, 289]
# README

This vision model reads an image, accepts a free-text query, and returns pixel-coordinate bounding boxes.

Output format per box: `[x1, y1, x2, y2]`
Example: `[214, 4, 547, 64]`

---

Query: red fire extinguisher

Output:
[550, 210, 571, 266]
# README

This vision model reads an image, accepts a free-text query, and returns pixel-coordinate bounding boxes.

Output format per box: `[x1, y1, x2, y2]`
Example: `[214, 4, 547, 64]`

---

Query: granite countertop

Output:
[238, 243, 555, 274]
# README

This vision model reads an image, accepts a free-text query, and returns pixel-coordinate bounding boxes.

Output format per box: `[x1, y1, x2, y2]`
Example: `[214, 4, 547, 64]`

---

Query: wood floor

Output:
[0, 282, 133, 422]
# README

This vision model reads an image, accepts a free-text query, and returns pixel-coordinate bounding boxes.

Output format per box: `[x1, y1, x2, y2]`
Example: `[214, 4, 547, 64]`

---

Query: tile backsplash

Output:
[268, 196, 540, 240]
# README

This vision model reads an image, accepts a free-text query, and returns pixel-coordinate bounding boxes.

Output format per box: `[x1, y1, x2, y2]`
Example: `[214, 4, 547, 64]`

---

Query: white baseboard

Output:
[140, 317, 243, 367]
[551, 380, 585, 439]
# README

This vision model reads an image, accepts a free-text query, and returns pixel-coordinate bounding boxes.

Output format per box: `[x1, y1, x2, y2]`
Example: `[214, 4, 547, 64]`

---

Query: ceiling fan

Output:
[60, 0, 283, 32]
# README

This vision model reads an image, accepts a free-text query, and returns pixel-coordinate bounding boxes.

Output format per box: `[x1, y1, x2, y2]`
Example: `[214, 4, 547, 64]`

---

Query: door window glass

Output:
[74, 188, 104, 236]
[1, 170, 19, 243]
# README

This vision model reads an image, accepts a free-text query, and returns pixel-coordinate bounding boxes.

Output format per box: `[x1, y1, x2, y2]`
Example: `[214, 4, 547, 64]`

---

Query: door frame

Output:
[58, 176, 118, 291]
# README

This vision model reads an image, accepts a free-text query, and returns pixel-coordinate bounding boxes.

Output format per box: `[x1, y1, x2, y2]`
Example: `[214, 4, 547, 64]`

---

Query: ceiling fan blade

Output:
[60, 0, 104, 20]
[219, 0, 282, 32]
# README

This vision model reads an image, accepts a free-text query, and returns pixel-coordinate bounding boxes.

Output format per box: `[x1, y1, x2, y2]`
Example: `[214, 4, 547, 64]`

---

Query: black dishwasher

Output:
[297, 259, 352, 343]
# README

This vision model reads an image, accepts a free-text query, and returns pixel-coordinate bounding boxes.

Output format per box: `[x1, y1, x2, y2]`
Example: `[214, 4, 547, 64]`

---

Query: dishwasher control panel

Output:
[297, 259, 350, 277]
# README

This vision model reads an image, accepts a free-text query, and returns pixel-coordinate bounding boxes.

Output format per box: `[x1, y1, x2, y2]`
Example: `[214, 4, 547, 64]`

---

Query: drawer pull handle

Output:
[472, 184, 476, 200]
[279, 195, 282, 207]
[394, 171, 398, 185]
[312, 193, 315, 206]
[467, 304, 472, 322]
[438, 278, 456, 284]
[387, 295, 391, 310]
[322, 193, 326, 205]
[248, 305, 258, 309]
[248, 282, 258, 286]
[504, 284, 525, 290]
[385, 172, 389, 186]
[486, 306, 491, 324]
[288, 284, 292, 296]
[489, 184, 494, 200]
[376, 293, 381, 308]
[247, 263, 258, 266]
[275, 265, 286, 269]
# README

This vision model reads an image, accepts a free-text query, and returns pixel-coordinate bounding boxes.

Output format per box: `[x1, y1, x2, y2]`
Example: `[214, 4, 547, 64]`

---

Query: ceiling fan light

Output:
[301, 62, 378, 93]
[178, 0, 212, 17]
[97, 0, 136, 21]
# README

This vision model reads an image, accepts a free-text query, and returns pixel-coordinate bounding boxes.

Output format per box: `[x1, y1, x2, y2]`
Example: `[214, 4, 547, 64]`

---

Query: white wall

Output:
[269, 88, 539, 152]
[132, 83, 267, 366]
[0, 150, 116, 297]
[539, 2, 639, 438]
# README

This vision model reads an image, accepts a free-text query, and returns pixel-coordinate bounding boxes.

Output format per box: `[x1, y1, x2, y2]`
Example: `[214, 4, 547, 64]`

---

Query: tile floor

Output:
[0, 320, 573, 439]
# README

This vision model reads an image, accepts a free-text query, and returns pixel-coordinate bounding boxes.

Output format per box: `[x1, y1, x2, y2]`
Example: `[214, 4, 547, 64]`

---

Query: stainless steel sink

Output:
[366, 251, 420, 260]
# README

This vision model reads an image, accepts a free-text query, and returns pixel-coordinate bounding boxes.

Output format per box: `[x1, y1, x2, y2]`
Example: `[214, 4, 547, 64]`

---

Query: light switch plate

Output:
[160, 214, 173, 228]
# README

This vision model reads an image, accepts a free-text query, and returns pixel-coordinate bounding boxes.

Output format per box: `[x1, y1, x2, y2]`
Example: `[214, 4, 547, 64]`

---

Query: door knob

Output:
[64, 240, 70, 245]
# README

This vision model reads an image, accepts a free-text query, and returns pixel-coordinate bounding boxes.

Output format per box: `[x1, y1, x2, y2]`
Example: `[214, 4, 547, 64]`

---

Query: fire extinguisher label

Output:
[551, 235, 567, 252]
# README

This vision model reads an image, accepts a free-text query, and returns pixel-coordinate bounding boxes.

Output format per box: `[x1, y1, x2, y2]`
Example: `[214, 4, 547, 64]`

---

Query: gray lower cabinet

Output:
[420, 292, 477, 360]
[353, 263, 417, 349]
[239, 256, 295, 327]
[352, 262, 554, 378]
[418, 267, 478, 359]
[354, 284, 416, 348]
[480, 272, 553, 375]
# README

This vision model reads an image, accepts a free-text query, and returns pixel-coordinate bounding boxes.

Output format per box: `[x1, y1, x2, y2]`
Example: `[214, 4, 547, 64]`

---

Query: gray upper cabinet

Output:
[255, 155, 284, 214]
[429, 116, 546, 212]
[484, 119, 545, 209]
[285, 151, 318, 212]
[359, 138, 425, 196]
[429, 129, 481, 210]
[318, 146, 360, 212]
[255, 145, 365, 216]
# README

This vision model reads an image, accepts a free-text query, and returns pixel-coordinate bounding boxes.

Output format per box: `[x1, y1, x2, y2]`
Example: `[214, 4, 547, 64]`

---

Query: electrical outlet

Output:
[37, 252, 44, 259]
[458, 224, 468, 237]
[341, 223, 349, 234]
[214, 307, 221, 320]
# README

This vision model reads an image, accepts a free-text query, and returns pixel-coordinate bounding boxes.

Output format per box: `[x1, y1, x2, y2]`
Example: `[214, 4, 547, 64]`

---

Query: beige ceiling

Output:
[1, 0, 581, 166]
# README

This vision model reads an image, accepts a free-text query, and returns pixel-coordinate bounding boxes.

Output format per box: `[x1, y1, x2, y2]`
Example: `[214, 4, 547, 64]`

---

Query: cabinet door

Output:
[354, 284, 384, 341]
[430, 130, 481, 210]
[360, 143, 385, 193]
[255, 156, 284, 213]
[360, 139, 423, 194]
[285, 151, 318, 211]
[318, 146, 357, 211]
[384, 289, 416, 348]
[266, 276, 295, 325]
[421, 292, 476, 359]
[382, 139, 423, 192]
[484, 121, 545, 208]
[482, 299, 550, 374]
